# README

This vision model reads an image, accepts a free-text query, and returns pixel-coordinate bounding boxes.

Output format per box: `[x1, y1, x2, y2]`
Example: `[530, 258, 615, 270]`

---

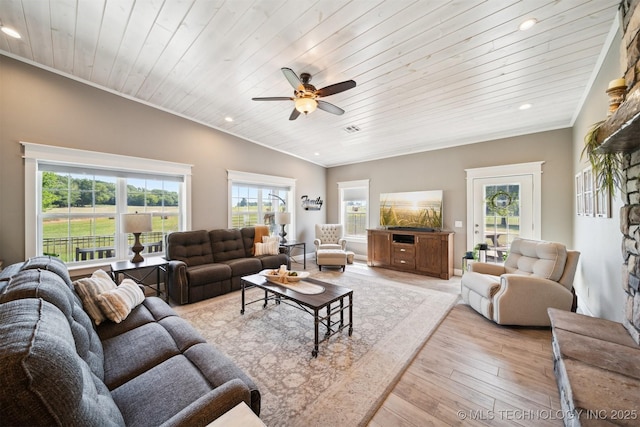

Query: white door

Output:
[466, 162, 543, 262]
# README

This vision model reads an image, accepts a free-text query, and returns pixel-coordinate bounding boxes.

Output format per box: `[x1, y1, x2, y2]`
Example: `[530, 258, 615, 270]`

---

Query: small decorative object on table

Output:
[260, 265, 310, 284]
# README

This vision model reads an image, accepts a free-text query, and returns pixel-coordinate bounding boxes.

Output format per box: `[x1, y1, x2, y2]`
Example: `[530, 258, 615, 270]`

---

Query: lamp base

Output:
[279, 225, 287, 244]
[131, 233, 145, 263]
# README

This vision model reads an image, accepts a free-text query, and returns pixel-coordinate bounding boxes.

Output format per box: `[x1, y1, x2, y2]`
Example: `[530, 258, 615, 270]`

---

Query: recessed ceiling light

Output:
[1, 26, 21, 39]
[224, 116, 233, 122]
[519, 18, 537, 31]
[519, 103, 532, 110]
[314, 152, 320, 156]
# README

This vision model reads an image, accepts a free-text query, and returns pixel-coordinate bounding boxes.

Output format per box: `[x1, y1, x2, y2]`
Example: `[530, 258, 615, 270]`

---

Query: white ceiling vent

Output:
[344, 125, 361, 134]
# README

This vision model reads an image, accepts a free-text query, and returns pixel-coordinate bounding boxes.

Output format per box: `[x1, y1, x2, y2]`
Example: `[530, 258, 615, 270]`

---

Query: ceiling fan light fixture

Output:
[295, 97, 317, 115]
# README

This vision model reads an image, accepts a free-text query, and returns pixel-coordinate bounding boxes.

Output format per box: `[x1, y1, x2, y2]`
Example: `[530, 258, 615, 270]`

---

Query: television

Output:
[379, 190, 443, 231]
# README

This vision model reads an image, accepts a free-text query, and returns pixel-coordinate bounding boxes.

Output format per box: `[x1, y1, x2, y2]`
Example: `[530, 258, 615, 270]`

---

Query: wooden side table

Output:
[110, 257, 169, 302]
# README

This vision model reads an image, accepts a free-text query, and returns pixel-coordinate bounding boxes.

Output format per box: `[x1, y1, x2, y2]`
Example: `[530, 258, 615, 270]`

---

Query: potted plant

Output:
[581, 121, 624, 196]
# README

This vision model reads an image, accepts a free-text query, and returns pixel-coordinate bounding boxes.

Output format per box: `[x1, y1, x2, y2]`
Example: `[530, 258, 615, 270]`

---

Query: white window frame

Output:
[227, 170, 296, 234]
[22, 142, 192, 268]
[338, 179, 370, 243]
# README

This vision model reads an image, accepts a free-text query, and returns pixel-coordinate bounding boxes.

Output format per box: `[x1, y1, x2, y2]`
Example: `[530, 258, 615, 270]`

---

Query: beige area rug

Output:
[173, 271, 457, 427]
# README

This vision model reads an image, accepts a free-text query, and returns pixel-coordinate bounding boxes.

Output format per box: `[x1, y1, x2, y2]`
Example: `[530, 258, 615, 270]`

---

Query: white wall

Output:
[571, 25, 626, 322]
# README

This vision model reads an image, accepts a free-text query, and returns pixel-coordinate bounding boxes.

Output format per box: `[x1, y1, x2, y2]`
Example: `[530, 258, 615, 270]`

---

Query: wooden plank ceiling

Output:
[0, 0, 620, 167]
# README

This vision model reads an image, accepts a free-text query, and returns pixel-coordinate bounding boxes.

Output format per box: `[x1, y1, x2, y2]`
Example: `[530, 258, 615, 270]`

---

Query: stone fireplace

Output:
[621, 151, 640, 345]
[598, 0, 640, 345]
[547, 2, 640, 425]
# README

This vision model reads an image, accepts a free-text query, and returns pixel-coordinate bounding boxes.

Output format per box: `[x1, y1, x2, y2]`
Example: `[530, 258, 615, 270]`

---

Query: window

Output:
[338, 180, 369, 240]
[23, 143, 192, 266]
[228, 170, 296, 236]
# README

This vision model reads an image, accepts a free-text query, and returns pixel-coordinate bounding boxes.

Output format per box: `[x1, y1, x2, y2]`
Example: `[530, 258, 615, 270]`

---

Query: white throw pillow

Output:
[73, 269, 117, 325]
[96, 279, 145, 323]
[262, 236, 280, 255]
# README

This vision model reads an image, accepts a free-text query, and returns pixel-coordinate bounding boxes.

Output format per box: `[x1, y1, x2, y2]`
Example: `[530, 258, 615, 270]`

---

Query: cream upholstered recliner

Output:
[460, 238, 580, 326]
[314, 224, 347, 271]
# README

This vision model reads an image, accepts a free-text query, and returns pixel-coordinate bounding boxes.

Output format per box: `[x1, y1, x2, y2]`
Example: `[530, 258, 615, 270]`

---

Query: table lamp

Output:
[122, 213, 153, 263]
[275, 212, 291, 244]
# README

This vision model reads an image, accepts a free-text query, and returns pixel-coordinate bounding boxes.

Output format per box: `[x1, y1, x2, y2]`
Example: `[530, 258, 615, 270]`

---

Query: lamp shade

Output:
[275, 212, 291, 225]
[294, 97, 317, 115]
[121, 213, 153, 233]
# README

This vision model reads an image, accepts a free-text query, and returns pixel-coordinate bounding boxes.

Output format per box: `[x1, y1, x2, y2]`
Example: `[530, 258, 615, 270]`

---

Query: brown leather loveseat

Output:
[166, 227, 288, 304]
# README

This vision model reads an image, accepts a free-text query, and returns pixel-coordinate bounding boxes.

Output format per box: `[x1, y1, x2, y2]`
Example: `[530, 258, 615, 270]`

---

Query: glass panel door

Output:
[472, 175, 533, 262]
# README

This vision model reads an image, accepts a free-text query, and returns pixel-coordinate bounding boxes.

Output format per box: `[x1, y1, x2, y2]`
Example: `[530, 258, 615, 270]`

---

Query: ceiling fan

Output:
[252, 67, 356, 120]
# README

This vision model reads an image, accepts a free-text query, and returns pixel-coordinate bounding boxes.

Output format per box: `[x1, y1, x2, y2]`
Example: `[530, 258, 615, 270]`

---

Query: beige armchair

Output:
[460, 238, 580, 326]
[314, 224, 347, 271]
[314, 224, 347, 251]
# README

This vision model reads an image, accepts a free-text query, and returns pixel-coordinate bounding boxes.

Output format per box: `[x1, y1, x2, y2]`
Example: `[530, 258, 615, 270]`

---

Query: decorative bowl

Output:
[259, 269, 309, 283]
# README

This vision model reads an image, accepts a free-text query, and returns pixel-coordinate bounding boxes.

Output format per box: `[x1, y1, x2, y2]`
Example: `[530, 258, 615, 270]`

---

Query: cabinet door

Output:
[369, 231, 391, 266]
[416, 235, 442, 275]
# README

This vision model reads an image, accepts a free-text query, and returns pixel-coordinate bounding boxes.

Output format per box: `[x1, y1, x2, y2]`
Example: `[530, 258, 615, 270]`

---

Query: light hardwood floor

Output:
[299, 260, 562, 427]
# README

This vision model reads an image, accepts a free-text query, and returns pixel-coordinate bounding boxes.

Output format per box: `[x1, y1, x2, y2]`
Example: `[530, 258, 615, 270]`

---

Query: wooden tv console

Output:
[367, 229, 454, 279]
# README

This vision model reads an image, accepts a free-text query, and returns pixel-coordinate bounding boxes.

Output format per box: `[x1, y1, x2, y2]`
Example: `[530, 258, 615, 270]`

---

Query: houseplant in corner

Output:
[581, 120, 624, 196]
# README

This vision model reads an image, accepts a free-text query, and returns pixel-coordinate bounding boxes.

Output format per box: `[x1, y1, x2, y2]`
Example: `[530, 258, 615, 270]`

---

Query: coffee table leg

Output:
[325, 303, 331, 337]
[263, 290, 268, 309]
[241, 281, 246, 315]
[348, 293, 353, 336]
[313, 308, 319, 358]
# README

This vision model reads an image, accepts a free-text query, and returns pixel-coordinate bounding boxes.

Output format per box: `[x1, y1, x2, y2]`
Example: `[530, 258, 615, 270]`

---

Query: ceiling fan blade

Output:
[316, 80, 356, 98]
[317, 100, 345, 115]
[252, 97, 293, 101]
[289, 108, 301, 121]
[281, 68, 303, 90]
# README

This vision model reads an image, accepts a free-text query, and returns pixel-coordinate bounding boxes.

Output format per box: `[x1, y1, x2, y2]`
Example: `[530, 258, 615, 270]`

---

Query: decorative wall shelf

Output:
[597, 88, 640, 153]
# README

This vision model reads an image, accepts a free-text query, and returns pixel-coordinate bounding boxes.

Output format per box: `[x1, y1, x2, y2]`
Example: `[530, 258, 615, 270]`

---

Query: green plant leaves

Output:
[581, 121, 623, 197]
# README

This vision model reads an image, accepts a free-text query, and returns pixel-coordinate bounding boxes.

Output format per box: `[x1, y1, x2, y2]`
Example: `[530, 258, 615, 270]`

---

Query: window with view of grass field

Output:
[41, 171, 181, 263]
[230, 185, 288, 236]
[227, 170, 295, 237]
[23, 142, 191, 265]
[338, 180, 369, 240]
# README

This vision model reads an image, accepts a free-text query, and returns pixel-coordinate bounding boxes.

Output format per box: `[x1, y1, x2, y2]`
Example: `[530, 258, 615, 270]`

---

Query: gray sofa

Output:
[0, 256, 260, 426]
[166, 227, 289, 304]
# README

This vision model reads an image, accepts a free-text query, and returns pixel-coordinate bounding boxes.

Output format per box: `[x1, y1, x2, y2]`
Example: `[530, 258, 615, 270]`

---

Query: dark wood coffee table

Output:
[240, 274, 353, 357]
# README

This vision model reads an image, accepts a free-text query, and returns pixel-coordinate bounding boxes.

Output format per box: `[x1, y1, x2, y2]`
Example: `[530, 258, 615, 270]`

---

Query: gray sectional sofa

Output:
[0, 256, 260, 426]
[166, 227, 289, 304]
